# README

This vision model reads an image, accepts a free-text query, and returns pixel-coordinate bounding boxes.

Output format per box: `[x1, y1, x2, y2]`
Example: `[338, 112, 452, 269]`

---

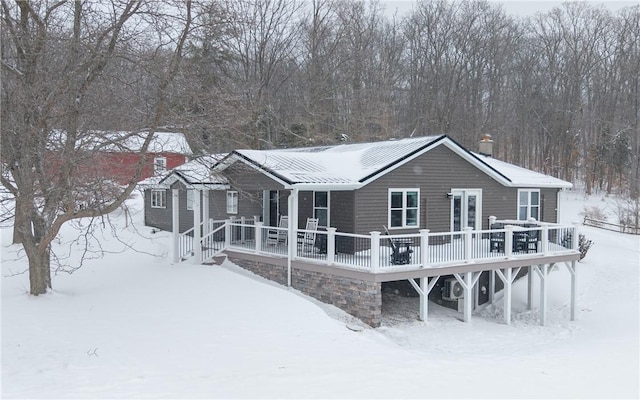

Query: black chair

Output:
[489, 222, 505, 253]
[384, 226, 413, 265]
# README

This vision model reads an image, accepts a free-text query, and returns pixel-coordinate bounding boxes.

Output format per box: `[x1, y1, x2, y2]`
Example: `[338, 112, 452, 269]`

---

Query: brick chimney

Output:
[478, 134, 494, 157]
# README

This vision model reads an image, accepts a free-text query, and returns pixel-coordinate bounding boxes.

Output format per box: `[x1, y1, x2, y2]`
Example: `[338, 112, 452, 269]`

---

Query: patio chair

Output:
[266, 215, 288, 245]
[513, 224, 539, 253]
[297, 217, 319, 253]
[383, 226, 413, 265]
[489, 222, 505, 253]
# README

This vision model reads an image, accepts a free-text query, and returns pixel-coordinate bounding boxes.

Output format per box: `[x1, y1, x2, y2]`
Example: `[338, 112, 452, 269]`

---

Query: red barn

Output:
[48, 131, 192, 185]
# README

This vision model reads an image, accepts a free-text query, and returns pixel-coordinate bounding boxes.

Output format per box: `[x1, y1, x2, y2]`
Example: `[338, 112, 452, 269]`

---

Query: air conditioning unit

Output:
[443, 278, 464, 301]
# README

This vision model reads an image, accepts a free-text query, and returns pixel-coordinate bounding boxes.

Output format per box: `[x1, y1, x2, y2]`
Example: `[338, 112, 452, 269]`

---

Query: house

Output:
[49, 130, 193, 185]
[139, 154, 227, 233]
[144, 135, 580, 328]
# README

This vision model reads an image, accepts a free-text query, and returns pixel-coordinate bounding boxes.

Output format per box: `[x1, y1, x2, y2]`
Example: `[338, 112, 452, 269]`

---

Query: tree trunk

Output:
[12, 197, 24, 244]
[24, 242, 52, 295]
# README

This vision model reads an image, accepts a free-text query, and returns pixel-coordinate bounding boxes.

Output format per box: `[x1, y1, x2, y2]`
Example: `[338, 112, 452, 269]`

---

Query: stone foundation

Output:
[227, 255, 382, 327]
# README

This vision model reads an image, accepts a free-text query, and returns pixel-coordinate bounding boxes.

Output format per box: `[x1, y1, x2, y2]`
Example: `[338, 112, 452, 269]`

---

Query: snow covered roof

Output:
[219, 135, 572, 190]
[158, 154, 228, 189]
[49, 130, 193, 155]
[474, 153, 573, 188]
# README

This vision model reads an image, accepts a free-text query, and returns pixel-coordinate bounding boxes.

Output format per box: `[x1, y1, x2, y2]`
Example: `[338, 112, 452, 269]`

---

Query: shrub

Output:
[578, 234, 593, 261]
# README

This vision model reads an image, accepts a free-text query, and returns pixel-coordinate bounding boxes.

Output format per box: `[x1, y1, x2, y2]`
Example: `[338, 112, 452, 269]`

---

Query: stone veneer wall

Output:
[227, 255, 382, 327]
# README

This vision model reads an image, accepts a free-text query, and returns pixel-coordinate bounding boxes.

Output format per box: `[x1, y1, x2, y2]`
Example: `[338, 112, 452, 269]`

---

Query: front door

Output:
[451, 189, 482, 231]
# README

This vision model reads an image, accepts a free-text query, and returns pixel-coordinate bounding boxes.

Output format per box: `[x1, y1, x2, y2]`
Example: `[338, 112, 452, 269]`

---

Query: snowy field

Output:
[2, 190, 639, 399]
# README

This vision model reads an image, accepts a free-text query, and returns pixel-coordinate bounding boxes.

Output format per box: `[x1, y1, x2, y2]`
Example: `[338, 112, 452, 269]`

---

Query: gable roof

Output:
[138, 154, 228, 190]
[216, 135, 572, 190]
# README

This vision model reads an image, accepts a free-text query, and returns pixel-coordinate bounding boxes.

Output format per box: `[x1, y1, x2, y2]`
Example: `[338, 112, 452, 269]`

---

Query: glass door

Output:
[451, 189, 482, 232]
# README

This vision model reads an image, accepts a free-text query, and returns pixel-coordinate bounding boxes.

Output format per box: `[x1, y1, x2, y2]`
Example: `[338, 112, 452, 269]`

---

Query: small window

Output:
[151, 189, 166, 208]
[518, 189, 540, 221]
[226, 191, 238, 214]
[186, 189, 195, 211]
[314, 191, 329, 228]
[154, 157, 167, 174]
[388, 189, 420, 228]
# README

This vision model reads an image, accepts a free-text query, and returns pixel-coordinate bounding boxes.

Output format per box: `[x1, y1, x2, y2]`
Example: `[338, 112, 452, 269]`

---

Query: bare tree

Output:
[0, 0, 192, 295]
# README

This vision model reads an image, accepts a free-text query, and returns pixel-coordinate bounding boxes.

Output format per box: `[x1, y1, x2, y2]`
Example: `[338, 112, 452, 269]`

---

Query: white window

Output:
[154, 156, 167, 174]
[151, 189, 166, 208]
[388, 189, 420, 228]
[186, 189, 195, 211]
[518, 189, 540, 221]
[314, 191, 329, 228]
[226, 191, 238, 214]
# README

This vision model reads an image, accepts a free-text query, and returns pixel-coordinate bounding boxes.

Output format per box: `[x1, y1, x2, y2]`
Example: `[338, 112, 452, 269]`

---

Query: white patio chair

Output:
[266, 215, 288, 245]
[297, 217, 319, 253]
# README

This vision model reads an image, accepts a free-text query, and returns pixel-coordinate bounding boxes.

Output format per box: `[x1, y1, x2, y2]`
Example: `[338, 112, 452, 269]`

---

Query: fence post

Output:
[225, 219, 232, 248]
[505, 225, 514, 258]
[326, 228, 336, 265]
[172, 189, 180, 264]
[370, 231, 380, 273]
[572, 221, 580, 250]
[420, 229, 430, 268]
[240, 216, 246, 243]
[464, 227, 473, 262]
[541, 223, 549, 255]
[255, 221, 263, 253]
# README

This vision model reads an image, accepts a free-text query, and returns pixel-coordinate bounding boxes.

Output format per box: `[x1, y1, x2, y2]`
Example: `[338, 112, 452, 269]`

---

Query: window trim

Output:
[153, 156, 167, 174]
[150, 189, 166, 209]
[313, 191, 329, 228]
[226, 191, 238, 214]
[186, 189, 195, 211]
[517, 189, 541, 221]
[388, 188, 420, 229]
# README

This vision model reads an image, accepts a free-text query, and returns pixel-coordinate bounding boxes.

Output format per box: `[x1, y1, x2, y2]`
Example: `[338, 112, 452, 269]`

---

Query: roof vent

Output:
[479, 134, 494, 157]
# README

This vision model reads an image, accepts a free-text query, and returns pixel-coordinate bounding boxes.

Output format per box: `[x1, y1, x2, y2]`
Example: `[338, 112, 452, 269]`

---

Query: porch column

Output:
[287, 189, 299, 287]
[192, 189, 202, 264]
[172, 189, 180, 263]
[488, 270, 495, 304]
[202, 189, 210, 237]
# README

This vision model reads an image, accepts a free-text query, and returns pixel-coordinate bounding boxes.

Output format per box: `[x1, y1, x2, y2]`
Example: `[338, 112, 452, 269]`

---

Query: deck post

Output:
[172, 189, 180, 264]
[464, 271, 473, 323]
[240, 216, 246, 243]
[255, 221, 263, 253]
[536, 263, 550, 326]
[410, 276, 439, 322]
[419, 229, 430, 267]
[489, 215, 497, 227]
[370, 231, 381, 272]
[464, 227, 473, 262]
[567, 261, 577, 321]
[572, 222, 580, 250]
[504, 267, 512, 325]
[224, 219, 232, 248]
[326, 227, 336, 265]
[541, 223, 549, 255]
[505, 225, 514, 258]
[527, 266, 534, 310]
[488, 270, 495, 304]
[193, 189, 202, 264]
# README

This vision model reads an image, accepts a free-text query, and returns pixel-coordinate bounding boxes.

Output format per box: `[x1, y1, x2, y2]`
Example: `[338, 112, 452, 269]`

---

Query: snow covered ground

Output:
[2, 190, 639, 399]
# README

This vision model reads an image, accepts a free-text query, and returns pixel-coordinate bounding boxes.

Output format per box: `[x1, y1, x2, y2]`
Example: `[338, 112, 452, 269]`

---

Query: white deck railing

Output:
[190, 218, 579, 272]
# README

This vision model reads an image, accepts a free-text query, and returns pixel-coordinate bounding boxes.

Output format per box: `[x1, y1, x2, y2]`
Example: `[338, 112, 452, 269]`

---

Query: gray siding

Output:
[353, 145, 560, 235]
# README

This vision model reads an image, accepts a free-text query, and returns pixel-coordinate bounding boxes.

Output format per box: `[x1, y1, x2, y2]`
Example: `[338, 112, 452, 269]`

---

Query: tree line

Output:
[174, 0, 639, 197]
